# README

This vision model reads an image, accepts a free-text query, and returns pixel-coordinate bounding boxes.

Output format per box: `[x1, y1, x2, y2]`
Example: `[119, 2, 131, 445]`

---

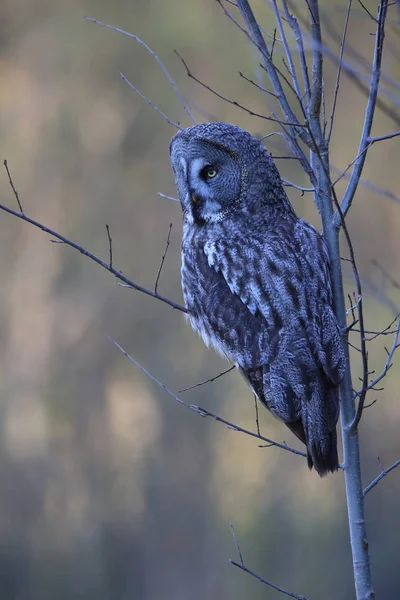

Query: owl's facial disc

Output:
[170, 138, 242, 224]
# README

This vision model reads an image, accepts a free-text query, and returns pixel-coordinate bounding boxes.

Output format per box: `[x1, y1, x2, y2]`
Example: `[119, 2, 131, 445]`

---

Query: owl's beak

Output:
[191, 194, 200, 204]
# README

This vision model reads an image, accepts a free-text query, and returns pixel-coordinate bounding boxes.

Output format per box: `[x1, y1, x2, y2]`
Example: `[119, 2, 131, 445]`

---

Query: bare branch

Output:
[364, 458, 400, 496]
[1, 163, 187, 313]
[368, 130, 400, 143]
[229, 561, 309, 600]
[109, 338, 307, 458]
[84, 16, 196, 125]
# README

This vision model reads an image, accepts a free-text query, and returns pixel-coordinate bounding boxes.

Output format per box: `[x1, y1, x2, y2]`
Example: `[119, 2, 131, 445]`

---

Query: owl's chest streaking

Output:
[180, 222, 271, 366]
[181, 224, 227, 356]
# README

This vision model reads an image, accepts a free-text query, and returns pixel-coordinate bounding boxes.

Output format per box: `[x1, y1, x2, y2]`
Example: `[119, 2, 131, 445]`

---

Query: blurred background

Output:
[0, 1, 399, 598]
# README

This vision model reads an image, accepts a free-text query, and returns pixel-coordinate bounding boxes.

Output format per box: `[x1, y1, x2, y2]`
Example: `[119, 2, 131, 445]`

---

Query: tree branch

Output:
[229, 561, 308, 600]
[364, 459, 400, 496]
[1, 162, 187, 313]
[109, 338, 307, 459]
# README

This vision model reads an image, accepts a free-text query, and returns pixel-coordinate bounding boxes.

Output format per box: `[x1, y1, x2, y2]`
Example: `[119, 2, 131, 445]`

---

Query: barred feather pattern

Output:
[170, 122, 346, 476]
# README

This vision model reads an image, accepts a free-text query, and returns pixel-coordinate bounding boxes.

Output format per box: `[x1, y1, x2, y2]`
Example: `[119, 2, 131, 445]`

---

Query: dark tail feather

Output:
[301, 382, 340, 477]
[305, 428, 339, 476]
[286, 418, 338, 476]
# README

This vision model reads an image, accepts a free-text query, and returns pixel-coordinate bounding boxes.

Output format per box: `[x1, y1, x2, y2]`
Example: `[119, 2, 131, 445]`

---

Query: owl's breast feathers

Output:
[181, 214, 346, 476]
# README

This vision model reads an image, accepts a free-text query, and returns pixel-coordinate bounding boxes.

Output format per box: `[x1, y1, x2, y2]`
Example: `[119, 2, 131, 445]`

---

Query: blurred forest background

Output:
[0, 1, 399, 598]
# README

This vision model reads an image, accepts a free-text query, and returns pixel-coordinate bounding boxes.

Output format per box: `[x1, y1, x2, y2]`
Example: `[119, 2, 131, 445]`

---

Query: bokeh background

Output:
[0, 1, 399, 598]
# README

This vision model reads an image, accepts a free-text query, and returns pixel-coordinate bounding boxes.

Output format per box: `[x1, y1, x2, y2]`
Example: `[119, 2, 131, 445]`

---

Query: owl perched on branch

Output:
[170, 122, 346, 476]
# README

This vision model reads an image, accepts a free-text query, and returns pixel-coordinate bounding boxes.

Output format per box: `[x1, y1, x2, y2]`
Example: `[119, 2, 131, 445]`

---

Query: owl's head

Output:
[169, 122, 289, 224]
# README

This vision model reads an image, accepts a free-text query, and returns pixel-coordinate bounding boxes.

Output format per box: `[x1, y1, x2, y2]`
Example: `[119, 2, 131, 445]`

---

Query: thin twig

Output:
[119, 71, 182, 129]
[336, 0, 389, 225]
[254, 394, 261, 436]
[328, 0, 353, 142]
[229, 561, 308, 600]
[178, 365, 235, 393]
[331, 166, 400, 206]
[105, 224, 113, 269]
[4, 160, 24, 214]
[109, 338, 307, 458]
[271, 0, 305, 112]
[154, 223, 172, 295]
[281, 0, 311, 102]
[84, 16, 195, 124]
[229, 520, 244, 567]
[370, 258, 400, 290]
[238, 71, 278, 98]
[364, 459, 400, 495]
[332, 143, 372, 188]
[352, 319, 400, 423]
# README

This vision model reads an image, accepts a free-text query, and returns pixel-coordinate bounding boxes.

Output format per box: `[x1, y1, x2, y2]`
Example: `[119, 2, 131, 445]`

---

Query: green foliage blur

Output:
[0, 1, 399, 598]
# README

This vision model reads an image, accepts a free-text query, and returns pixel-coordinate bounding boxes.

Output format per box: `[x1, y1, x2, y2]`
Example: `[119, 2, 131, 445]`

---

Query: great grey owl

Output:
[169, 122, 346, 476]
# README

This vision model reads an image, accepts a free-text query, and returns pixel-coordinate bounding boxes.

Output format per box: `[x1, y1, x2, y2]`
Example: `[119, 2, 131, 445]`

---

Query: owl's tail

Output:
[300, 381, 340, 477]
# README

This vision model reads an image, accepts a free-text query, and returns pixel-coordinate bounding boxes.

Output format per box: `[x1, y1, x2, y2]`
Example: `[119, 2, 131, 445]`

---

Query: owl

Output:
[169, 122, 346, 476]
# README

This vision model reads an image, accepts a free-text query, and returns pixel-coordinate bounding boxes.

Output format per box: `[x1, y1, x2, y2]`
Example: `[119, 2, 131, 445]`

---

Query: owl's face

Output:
[170, 122, 289, 225]
[170, 136, 243, 224]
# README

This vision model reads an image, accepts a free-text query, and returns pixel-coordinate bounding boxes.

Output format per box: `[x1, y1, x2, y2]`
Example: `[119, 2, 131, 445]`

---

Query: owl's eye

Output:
[201, 165, 218, 180]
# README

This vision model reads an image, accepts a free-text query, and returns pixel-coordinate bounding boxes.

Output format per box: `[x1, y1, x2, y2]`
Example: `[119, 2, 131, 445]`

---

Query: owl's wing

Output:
[203, 220, 345, 385]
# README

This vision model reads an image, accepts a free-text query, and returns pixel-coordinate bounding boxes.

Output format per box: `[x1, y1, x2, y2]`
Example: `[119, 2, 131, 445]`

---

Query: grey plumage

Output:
[169, 122, 346, 476]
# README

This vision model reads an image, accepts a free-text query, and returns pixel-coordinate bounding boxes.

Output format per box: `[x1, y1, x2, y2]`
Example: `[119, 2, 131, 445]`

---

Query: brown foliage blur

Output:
[0, 1, 399, 598]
